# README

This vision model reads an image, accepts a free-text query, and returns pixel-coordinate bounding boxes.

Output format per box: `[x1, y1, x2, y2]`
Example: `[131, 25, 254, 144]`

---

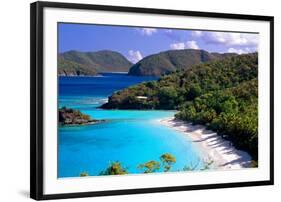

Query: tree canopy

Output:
[101, 53, 259, 160]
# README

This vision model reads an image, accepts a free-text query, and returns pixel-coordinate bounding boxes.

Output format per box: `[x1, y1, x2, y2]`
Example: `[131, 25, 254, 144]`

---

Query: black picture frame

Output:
[30, 1, 274, 200]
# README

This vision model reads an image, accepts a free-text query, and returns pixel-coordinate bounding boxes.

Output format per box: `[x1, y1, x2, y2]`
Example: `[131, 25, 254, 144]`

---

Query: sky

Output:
[58, 23, 258, 63]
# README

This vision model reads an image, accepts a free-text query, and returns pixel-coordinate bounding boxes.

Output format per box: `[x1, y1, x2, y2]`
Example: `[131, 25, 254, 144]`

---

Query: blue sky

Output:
[59, 23, 258, 63]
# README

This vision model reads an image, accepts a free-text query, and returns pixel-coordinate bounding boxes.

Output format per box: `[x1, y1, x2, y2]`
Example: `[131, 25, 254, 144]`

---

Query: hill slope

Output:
[58, 50, 132, 75]
[128, 49, 236, 76]
[101, 53, 258, 160]
[58, 57, 98, 76]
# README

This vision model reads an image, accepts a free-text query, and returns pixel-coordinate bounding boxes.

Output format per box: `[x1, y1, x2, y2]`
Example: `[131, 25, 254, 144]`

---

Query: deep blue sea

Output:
[58, 73, 203, 178]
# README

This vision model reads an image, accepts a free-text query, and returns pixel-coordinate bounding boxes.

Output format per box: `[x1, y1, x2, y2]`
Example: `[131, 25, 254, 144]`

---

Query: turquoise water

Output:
[58, 73, 203, 177]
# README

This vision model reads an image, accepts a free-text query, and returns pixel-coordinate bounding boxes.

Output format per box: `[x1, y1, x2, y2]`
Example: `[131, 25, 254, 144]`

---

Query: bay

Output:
[58, 73, 203, 177]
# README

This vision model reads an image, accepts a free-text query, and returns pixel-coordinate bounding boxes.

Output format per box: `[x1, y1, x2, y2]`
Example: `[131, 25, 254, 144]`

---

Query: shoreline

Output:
[158, 117, 252, 170]
[59, 119, 106, 127]
[58, 72, 129, 77]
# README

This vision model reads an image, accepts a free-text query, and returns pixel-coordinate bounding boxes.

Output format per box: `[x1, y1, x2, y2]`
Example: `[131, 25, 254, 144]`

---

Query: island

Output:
[57, 23, 260, 178]
[59, 107, 105, 126]
[58, 49, 237, 77]
[58, 50, 133, 76]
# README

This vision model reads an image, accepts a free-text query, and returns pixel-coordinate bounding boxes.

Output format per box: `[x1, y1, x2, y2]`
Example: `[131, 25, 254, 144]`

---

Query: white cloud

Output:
[203, 32, 258, 46]
[192, 31, 203, 37]
[185, 40, 199, 49]
[227, 47, 253, 54]
[128, 50, 143, 63]
[138, 28, 157, 36]
[170, 40, 199, 50]
[170, 42, 185, 50]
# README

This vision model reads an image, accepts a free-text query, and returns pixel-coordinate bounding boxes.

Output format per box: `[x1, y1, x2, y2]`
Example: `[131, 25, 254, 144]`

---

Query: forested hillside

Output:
[58, 50, 132, 75]
[128, 49, 236, 76]
[101, 53, 258, 160]
[58, 57, 98, 76]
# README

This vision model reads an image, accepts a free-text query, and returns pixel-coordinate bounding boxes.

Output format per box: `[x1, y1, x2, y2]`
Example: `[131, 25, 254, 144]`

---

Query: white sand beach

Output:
[159, 117, 252, 170]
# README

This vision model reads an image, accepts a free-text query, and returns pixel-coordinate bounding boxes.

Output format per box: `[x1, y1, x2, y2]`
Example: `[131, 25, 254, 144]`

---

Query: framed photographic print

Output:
[30, 1, 274, 200]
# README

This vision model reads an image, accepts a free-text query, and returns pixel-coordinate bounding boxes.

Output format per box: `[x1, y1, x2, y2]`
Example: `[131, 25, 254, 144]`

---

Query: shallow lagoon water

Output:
[58, 73, 203, 177]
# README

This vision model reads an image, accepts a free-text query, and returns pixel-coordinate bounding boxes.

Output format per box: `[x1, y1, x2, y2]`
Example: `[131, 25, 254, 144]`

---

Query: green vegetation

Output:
[175, 79, 258, 159]
[79, 172, 89, 177]
[58, 57, 98, 76]
[128, 49, 236, 76]
[58, 49, 235, 76]
[59, 107, 103, 125]
[160, 153, 177, 172]
[200, 159, 214, 171]
[99, 162, 129, 175]
[137, 153, 176, 173]
[137, 160, 161, 173]
[58, 50, 133, 75]
[250, 160, 259, 168]
[182, 158, 214, 171]
[80, 153, 214, 177]
[101, 53, 258, 160]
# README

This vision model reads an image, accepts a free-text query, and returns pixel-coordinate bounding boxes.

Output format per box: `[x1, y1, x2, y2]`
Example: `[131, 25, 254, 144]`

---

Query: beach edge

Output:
[158, 117, 253, 170]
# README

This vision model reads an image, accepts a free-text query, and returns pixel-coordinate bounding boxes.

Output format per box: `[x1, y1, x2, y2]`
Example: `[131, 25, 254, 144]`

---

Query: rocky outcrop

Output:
[59, 107, 104, 126]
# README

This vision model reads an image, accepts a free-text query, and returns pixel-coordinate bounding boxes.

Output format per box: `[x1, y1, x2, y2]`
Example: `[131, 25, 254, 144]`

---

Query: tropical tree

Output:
[79, 171, 89, 177]
[137, 160, 160, 173]
[99, 162, 128, 175]
[160, 153, 176, 172]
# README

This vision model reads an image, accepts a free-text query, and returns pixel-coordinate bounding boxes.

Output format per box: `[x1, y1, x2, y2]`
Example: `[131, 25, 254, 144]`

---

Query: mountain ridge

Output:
[58, 50, 133, 75]
[128, 49, 237, 76]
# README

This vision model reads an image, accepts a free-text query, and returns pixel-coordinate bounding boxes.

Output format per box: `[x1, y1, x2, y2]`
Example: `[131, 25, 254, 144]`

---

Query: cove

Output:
[58, 73, 203, 177]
